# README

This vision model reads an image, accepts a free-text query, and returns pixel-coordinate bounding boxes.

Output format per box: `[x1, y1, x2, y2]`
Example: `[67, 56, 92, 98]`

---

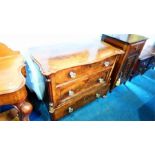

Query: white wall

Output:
[0, 0, 155, 52]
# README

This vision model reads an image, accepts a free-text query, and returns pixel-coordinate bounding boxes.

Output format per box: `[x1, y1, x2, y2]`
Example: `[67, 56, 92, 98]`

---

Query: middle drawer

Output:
[55, 68, 111, 104]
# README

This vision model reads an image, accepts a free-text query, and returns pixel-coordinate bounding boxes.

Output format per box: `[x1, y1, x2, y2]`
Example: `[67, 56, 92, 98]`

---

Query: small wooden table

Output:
[0, 43, 32, 121]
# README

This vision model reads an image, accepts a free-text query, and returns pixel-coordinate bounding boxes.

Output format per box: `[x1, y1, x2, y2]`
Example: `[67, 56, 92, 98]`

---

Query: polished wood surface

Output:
[102, 34, 147, 44]
[47, 55, 118, 109]
[0, 43, 32, 121]
[0, 87, 27, 105]
[31, 41, 124, 120]
[56, 69, 111, 103]
[53, 84, 109, 120]
[0, 43, 20, 57]
[54, 56, 116, 85]
[0, 43, 25, 95]
[101, 34, 147, 90]
[0, 54, 25, 95]
[31, 42, 124, 76]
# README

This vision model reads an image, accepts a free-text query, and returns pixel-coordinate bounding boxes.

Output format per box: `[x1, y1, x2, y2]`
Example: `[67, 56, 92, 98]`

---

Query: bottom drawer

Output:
[52, 84, 109, 120]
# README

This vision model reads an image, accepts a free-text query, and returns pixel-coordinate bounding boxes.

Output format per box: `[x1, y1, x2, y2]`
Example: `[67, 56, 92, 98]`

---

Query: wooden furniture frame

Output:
[101, 34, 147, 90]
[0, 43, 32, 121]
[31, 41, 124, 120]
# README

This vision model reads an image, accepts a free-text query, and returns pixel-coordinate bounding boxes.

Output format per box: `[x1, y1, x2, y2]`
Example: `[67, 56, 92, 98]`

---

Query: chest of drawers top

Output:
[0, 43, 25, 95]
[101, 34, 148, 51]
[31, 41, 124, 76]
[102, 34, 147, 44]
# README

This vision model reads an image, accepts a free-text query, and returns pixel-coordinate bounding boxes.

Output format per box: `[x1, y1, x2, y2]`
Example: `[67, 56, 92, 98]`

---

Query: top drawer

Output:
[54, 56, 116, 85]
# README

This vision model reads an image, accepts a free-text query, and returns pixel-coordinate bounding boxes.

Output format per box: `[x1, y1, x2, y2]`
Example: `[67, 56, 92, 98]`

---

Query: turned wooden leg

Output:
[14, 101, 33, 121]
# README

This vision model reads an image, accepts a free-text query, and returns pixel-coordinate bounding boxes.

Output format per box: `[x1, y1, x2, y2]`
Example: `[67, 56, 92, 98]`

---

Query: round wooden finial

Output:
[20, 102, 33, 115]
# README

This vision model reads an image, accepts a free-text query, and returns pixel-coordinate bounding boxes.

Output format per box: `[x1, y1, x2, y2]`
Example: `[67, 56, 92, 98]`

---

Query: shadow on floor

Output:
[138, 97, 155, 121]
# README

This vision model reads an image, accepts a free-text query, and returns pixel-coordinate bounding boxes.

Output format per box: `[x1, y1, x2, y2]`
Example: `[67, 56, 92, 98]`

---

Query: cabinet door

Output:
[121, 53, 139, 83]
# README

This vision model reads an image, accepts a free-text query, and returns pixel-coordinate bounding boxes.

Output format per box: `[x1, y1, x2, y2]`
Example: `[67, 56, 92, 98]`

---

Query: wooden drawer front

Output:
[129, 42, 145, 56]
[52, 84, 109, 120]
[56, 69, 111, 103]
[54, 56, 116, 85]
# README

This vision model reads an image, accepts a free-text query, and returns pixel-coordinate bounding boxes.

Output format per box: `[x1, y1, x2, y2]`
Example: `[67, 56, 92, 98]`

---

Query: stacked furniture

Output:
[31, 41, 124, 120]
[0, 43, 32, 121]
[101, 34, 147, 90]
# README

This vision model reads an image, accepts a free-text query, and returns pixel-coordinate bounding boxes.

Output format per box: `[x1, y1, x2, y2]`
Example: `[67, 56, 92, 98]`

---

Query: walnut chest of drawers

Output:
[31, 41, 124, 120]
[101, 34, 148, 90]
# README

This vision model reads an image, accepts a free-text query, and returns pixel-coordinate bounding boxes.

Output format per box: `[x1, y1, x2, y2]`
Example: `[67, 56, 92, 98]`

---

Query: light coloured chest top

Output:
[31, 41, 124, 76]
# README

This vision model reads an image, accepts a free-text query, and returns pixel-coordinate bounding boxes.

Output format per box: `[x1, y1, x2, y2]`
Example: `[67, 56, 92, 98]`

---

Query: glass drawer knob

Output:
[69, 90, 74, 96]
[69, 71, 77, 78]
[96, 93, 101, 98]
[68, 107, 74, 113]
[104, 61, 110, 67]
[98, 78, 105, 84]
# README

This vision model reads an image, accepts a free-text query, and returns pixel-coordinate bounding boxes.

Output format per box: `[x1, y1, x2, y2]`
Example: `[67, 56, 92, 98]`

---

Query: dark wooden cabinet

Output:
[121, 53, 140, 83]
[101, 34, 147, 89]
